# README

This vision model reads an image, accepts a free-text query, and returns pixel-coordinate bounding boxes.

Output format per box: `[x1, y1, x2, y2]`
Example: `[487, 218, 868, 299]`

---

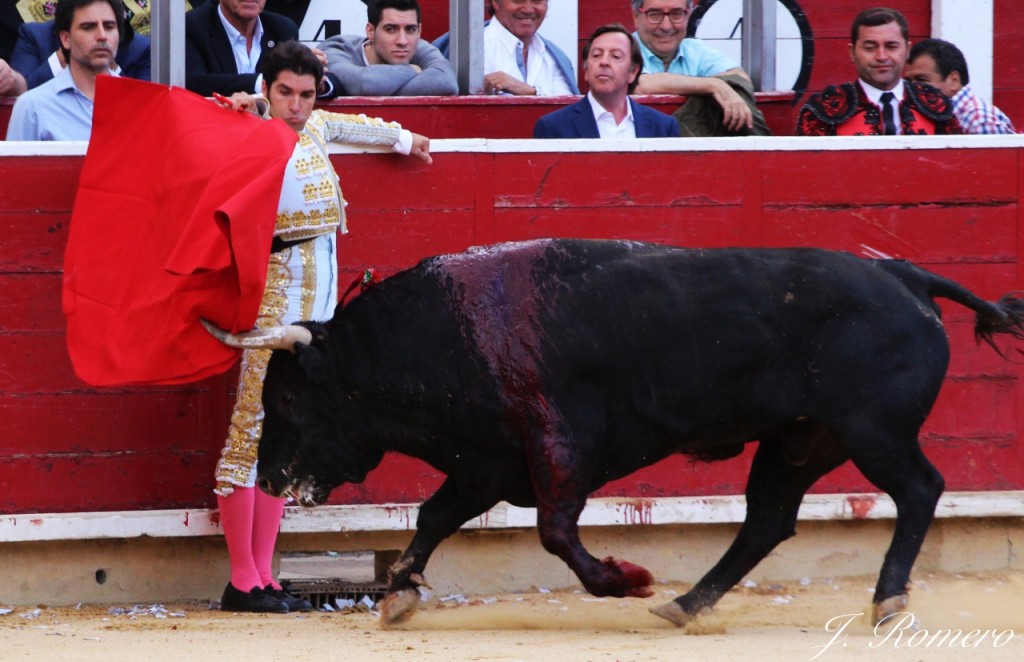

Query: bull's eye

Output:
[278, 392, 296, 410]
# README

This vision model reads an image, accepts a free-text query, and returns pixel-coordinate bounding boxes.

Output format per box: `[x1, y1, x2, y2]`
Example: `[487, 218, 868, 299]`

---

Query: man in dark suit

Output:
[534, 24, 679, 139]
[11, 18, 150, 89]
[185, 0, 302, 96]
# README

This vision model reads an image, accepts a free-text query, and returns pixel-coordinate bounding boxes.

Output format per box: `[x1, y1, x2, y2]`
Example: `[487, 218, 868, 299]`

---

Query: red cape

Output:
[62, 77, 298, 386]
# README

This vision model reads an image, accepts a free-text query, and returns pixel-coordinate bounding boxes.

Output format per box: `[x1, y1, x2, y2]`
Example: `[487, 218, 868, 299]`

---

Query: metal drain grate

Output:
[282, 578, 387, 610]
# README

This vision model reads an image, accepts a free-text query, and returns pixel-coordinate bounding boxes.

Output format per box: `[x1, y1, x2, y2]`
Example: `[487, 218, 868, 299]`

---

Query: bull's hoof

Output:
[873, 593, 912, 628]
[598, 557, 655, 598]
[649, 600, 709, 627]
[380, 587, 422, 627]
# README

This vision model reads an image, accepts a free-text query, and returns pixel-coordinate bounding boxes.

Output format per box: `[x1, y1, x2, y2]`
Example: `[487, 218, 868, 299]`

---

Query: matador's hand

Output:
[410, 133, 432, 164]
[212, 91, 261, 115]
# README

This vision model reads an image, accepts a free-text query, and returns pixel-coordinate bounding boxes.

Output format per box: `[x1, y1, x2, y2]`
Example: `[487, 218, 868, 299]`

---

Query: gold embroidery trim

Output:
[275, 205, 341, 241]
[214, 252, 292, 495]
[278, 130, 343, 240]
[300, 240, 316, 321]
[303, 175, 337, 203]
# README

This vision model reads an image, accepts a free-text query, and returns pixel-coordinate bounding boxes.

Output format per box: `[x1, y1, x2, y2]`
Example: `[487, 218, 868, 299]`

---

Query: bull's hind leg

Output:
[380, 477, 498, 625]
[845, 437, 944, 624]
[651, 430, 846, 627]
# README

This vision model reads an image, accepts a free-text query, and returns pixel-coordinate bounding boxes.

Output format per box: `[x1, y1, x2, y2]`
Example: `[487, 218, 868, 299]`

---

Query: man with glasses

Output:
[630, 0, 762, 135]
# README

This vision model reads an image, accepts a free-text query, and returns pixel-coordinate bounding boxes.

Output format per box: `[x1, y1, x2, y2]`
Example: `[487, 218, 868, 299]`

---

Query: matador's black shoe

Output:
[265, 584, 314, 612]
[220, 583, 289, 613]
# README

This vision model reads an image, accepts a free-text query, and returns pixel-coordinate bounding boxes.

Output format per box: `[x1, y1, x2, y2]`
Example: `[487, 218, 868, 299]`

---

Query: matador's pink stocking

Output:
[217, 487, 262, 591]
[253, 488, 286, 589]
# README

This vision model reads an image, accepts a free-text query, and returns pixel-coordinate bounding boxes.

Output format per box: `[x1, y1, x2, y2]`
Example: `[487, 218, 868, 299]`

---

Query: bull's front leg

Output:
[526, 418, 654, 599]
[380, 477, 497, 626]
[535, 499, 655, 598]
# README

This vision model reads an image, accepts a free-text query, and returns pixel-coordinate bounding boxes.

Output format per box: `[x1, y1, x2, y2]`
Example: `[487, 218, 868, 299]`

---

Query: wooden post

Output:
[449, 0, 485, 94]
[742, 0, 777, 91]
[152, 0, 186, 88]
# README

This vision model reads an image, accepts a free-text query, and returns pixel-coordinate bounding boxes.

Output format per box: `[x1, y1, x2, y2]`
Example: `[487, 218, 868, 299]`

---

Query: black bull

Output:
[208, 239, 1024, 626]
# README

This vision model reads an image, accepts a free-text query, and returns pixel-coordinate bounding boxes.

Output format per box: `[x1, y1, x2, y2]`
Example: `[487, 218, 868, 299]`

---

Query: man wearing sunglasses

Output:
[630, 0, 758, 134]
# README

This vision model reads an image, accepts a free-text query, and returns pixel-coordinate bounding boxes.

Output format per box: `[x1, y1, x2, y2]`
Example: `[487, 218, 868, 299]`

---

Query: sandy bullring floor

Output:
[2, 570, 1022, 661]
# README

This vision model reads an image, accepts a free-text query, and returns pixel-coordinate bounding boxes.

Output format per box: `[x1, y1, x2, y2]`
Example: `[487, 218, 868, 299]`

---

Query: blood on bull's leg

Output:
[526, 421, 655, 598]
[535, 502, 656, 598]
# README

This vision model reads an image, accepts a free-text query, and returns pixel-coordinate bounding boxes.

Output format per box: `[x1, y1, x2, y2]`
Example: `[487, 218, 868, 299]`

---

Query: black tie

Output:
[880, 91, 897, 135]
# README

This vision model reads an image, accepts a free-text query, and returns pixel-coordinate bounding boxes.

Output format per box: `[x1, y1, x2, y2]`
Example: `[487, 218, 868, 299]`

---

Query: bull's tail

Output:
[972, 293, 1024, 350]
[879, 259, 1024, 355]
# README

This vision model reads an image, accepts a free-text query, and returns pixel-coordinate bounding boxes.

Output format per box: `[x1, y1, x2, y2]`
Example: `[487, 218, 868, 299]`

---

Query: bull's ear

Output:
[293, 323, 332, 385]
[308, 323, 329, 344]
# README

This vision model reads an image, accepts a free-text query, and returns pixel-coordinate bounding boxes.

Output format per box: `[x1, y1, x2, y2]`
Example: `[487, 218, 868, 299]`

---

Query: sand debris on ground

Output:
[1, 570, 1022, 661]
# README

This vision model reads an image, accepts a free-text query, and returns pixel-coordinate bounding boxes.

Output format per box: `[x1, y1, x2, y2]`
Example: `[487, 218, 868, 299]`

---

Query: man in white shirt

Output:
[482, 0, 578, 96]
[185, 0, 336, 98]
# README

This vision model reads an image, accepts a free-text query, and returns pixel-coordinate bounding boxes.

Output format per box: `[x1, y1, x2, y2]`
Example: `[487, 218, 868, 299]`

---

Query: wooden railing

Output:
[1, 92, 798, 140]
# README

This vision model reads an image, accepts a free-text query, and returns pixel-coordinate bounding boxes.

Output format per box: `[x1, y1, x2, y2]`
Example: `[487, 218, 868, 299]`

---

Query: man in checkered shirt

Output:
[906, 38, 1015, 135]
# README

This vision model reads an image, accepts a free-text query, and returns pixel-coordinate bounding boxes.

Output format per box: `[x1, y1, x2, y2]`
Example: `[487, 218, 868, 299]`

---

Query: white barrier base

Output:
[3, 491, 1023, 543]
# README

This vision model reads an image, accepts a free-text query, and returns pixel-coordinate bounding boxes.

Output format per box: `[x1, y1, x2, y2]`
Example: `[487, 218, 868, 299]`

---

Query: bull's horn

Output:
[201, 319, 313, 350]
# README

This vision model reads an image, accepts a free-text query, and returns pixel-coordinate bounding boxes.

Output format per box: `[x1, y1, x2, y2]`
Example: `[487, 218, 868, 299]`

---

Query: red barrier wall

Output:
[2, 138, 1023, 515]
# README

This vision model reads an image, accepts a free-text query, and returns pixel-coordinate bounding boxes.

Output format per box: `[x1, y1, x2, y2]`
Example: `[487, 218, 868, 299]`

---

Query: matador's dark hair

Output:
[262, 40, 324, 88]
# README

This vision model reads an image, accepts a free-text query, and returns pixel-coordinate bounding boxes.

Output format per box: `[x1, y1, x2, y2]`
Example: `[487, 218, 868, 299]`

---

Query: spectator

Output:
[796, 7, 960, 136]
[906, 38, 1015, 135]
[187, 0, 314, 96]
[534, 24, 678, 138]
[11, 18, 150, 90]
[6, 0, 122, 140]
[630, 0, 766, 135]
[211, 40, 430, 613]
[318, 0, 457, 96]
[482, 0, 578, 96]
